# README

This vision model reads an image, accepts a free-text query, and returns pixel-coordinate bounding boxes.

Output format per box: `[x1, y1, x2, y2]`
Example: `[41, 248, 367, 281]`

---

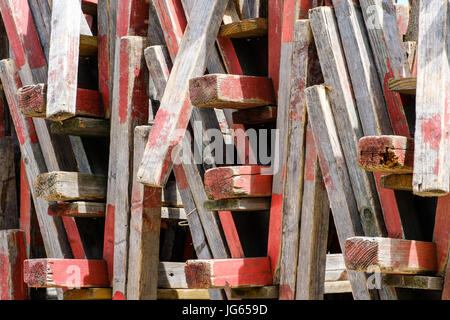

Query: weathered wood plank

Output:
[137, 0, 230, 188]
[127, 125, 161, 300]
[231, 286, 278, 299]
[105, 36, 149, 299]
[405, 0, 419, 42]
[0, 137, 18, 229]
[17, 84, 104, 119]
[443, 252, 450, 300]
[34, 172, 106, 202]
[310, 6, 386, 238]
[204, 198, 270, 212]
[161, 207, 186, 220]
[305, 85, 374, 300]
[48, 202, 106, 218]
[232, 106, 277, 125]
[81, 0, 97, 15]
[382, 274, 443, 290]
[345, 237, 437, 274]
[189, 74, 275, 110]
[275, 13, 312, 298]
[185, 257, 273, 289]
[157, 289, 210, 300]
[64, 288, 112, 300]
[97, 0, 110, 117]
[0, 230, 27, 300]
[268, 0, 283, 98]
[79, 34, 98, 56]
[45, 0, 83, 121]
[24, 258, 109, 288]
[295, 123, 330, 300]
[324, 281, 352, 294]
[380, 174, 413, 191]
[358, 136, 414, 174]
[50, 117, 109, 137]
[359, 0, 411, 137]
[388, 77, 417, 95]
[219, 18, 268, 38]
[204, 166, 272, 199]
[413, 0, 450, 196]
[433, 194, 450, 276]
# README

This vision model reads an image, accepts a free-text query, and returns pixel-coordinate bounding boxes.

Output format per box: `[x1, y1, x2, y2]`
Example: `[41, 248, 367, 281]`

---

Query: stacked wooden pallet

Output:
[0, 0, 447, 301]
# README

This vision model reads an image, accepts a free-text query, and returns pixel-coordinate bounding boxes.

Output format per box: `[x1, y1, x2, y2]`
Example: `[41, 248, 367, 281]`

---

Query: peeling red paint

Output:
[420, 114, 442, 151]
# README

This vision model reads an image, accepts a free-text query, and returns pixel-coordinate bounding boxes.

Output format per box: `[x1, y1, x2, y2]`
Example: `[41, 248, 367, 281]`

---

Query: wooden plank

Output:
[382, 274, 443, 290]
[34, 172, 107, 202]
[443, 253, 450, 300]
[219, 18, 268, 38]
[413, 0, 450, 196]
[359, 0, 411, 137]
[79, 34, 98, 56]
[45, 0, 83, 121]
[358, 136, 414, 174]
[395, 3, 409, 36]
[305, 85, 374, 300]
[17, 84, 103, 119]
[105, 36, 149, 299]
[405, 0, 419, 42]
[185, 257, 273, 289]
[48, 202, 106, 218]
[380, 174, 413, 191]
[50, 117, 110, 138]
[310, 6, 386, 238]
[204, 166, 272, 199]
[127, 125, 161, 300]
[0, 230, 27, 300]
[433, 194, 450, 275]
[157, 261, 188, 289]
[324, 281, 352, 294]
[331, 0, 404, 241]
[0, 137, 18, 229]
[268, 0, 283, 98]
[345, 237, 437, 274]
[64, 288, 112, 300]
[81, 0, 97, 15]
[204, 198, 270, 212]
[388, 77, 417, 95]
[231, 286, 278, 299]
[0, 59, 72, 262]
[189, 74, 275, 110]
[161, 207, 186, 220]
[232, 106, 277, 125]
[24, 258, 109, 288]
[157, 289, 210, 300]
[97, 0, 110, 117]
[144, 45, 172, 102]
[275, 13, 312, 298]
[162, 181, 183, 208]
[137, 0, 230, 188]
[295, 123, 330, 300]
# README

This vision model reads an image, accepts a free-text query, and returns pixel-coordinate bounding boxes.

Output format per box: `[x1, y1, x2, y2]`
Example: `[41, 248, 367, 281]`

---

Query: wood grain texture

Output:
[295, 123, 330, 300]
[382, 274, 443, 290]
[157, 289, 210, 299]
[0, 137, 18, 229]
[204, 198, 270, 212]
[64, 288, 112, 300]
[48, 202, 106, 218]
[46, 0, 82, 121]
[310, 6, 386, 239]
[97, 0, 111, 117]
[189, 74, 275, 109]
[388, 77, 417, 95]
[305, 85, 374, 300]
[0, 230, 27, 300]
[219, 18, 268, 38]
[358, 136, 414, 174]
[137, 0, 230, 188]
[17, 84, 104, 119]
[345, 237, 437, 274]
[360, 0, 411, 137]
[34, 172, 106, 202]
[433, 194, 450, 275]
[185, 257, 273, 288]
[232, 106, 277, 125]
[50, 117, 109, 137]
[380, 174, 413, 191]
[268, 0, 283, 98]
[276, 15, 312, 298]
[126, 125, 161, 300]
[413, 0, 450, 196]
[105, 36, 149, 299]
[443, 252, 450, 300]
[204, 166, 272, 199]
[24, 258, 109, 288]
[231, 286, 278, 299]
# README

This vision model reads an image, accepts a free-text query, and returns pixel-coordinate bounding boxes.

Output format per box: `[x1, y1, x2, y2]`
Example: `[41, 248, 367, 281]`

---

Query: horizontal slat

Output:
[219, 18, 268, 38]
[382, 274, 443, 290]
[232, 106, 277, 125]
[50, 117, 109, 137]
[380, 174, 413, 191]
[203, 198, 270, 211]
[388, 77, 416, 95]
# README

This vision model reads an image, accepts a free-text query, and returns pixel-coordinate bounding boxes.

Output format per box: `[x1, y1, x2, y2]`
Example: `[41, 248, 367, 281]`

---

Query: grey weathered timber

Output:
[277, 19, 311, 299]
[204, 198, 270, 212]
[310, 7, 386, 238]
[137, 0, 230, 187]
[405, 0, 420, 42]
[305, 85, 376, 300]
[50, 117, 110, 137]
[413, 0, 450, 196]
[0, 137, 18, 229]
[127, 125, 161, 300]
[295, 124, 330, 300]
[46, 0, 82, 121]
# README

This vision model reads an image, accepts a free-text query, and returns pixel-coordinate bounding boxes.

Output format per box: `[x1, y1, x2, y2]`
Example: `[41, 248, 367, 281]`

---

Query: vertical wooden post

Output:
[268, 0, 284, 98]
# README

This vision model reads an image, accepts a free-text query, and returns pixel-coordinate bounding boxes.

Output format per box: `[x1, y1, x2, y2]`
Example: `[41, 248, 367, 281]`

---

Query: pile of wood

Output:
[0, 0, 448, 300]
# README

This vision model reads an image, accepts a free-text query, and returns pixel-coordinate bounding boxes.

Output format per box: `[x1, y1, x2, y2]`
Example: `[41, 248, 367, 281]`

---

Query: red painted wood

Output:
[24, 259, 109, 288]
[217, 211, 244, 258]
[433, 194, 450, 275]
[231, 124, 257, 165]
[97, 0, 110, 117]
[185, 257, 272, 288]
[0, 230, 28, 300]
[17, 84, 104, 118]
[216, 36, 244, 75]
[0, 91, 5, 137]
[232, 107, 277, 125]
[48, 202, 105, 218]
[61, 217, 86, 259]
[103, 204, 114, 285]
[19, 160, 31, 257]
[204, 166, 272, 199]
[443, 256, 450, 300]
[189, 74, 275, 109]
[268, 0, 284, 99]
